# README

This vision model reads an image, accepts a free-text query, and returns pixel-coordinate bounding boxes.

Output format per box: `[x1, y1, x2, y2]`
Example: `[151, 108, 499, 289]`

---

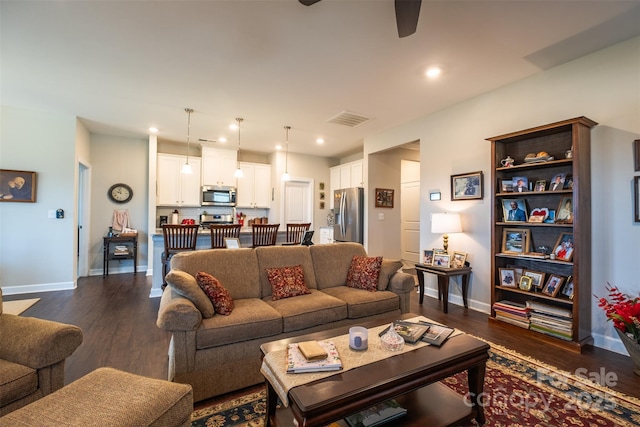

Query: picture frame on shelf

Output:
[635, 176, 640, 223]
[501, 228, 530, 254]
[563, 175, 574, 190]
[0, 169, 37, 203]
[519, 276, 533, 291]
[544, 209, 556, 223]
[562, 277, 574, 299]
[375, 188, 394, 208]
[432, 253, 450, 268]
[502, 199, 528, 222]
[499, 268, 517, 287]
[512, 176, 528, 193]
[451, 171, 483, 200]
[542, 274, 564, 297]
[555, 196, 573, 224]
[422, 249, 434, 265]
[549, 172, 567, 191]
[534, 180, 546, 192]
[451, 251, 467, 268]
[500, 179, 513, 193]
[553, 232, 574, 262]
[511, 266, 524, 284]
[528, 207, 549, 223]
[523, 270, 546, 289]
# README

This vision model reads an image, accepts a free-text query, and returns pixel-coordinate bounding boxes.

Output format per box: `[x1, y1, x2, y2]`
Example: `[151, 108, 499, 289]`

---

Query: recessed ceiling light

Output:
[316, 138, 324, 144]
[426, 67, 442, 78]
[219, 137, 227, 143]
[229, 123, 238, 130]
[149, 127, 158, 133]
[275, 144, 283, 150]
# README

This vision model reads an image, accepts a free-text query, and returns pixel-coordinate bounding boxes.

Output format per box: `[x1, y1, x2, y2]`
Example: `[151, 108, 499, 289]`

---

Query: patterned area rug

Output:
[191, 339, 640, 427]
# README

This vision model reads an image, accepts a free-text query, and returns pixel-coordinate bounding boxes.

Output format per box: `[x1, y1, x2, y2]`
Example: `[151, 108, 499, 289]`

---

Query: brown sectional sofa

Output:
[156, 242, 414, 402]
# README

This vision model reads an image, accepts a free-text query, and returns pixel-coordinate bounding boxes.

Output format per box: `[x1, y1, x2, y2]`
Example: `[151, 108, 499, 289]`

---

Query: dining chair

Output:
[209, 224, 242, 249]
[251, 223, 280, 248]
[161, 224, 199, 288]
[284, 223, 311, 245]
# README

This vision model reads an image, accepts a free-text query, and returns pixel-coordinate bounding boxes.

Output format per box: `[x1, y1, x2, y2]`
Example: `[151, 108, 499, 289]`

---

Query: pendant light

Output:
[282, 125, 291, 181]
[181, 108, 194, 174]
[233, 117, 244, 178]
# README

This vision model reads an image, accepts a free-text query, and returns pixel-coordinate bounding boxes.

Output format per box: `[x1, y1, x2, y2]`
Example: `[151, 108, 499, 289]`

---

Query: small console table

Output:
[414, 263, 472, 313]
[103, 235, 137, 277]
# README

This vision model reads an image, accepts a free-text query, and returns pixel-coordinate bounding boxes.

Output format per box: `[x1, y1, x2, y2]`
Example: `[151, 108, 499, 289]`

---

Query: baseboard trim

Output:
[1, 281, 76, 296]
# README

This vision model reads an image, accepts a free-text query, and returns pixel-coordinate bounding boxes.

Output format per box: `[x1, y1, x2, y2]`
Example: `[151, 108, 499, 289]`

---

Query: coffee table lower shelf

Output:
[271, 382, 475, 427]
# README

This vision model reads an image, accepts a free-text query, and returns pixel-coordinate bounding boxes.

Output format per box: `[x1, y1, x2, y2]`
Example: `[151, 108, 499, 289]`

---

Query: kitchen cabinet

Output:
[237, 162, 271, 208]
[201, 146, 237, 187]
[157, 153, 201, 206]
[319, 227, 334, 244]
[329, 160, 363, 208]
[488, 116, 596, 353]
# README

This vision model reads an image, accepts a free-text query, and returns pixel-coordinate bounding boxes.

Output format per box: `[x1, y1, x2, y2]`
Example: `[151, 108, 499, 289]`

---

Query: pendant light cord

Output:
[185, 108, 193, 164]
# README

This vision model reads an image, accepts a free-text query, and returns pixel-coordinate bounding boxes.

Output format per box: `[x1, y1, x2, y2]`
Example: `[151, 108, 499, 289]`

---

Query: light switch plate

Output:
[48, 209, 56, 218]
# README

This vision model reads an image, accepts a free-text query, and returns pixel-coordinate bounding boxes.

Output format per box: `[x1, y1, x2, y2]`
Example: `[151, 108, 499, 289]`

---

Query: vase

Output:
[615, 328, 640, 376]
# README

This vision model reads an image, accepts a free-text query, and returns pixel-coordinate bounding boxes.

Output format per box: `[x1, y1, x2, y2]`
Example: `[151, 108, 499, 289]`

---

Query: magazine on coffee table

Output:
[378, 321, 429, 344]
[286, 341, 342, 373]
[344, 399, 407, 427]
[417, 321, 455, 347]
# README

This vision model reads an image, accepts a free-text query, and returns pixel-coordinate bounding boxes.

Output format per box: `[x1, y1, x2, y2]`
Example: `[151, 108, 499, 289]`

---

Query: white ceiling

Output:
[2, 1, 639, 158]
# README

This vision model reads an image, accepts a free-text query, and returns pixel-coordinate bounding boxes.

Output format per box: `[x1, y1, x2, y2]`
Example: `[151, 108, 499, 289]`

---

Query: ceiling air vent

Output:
[327, 110, 373, 128]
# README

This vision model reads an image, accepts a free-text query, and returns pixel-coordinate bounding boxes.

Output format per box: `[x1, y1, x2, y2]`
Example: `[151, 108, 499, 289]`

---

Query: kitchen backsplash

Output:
[156, 206, 268, 227]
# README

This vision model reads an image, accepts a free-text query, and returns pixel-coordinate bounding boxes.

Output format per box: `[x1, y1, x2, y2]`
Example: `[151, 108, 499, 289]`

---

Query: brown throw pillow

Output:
[346, 255, 383, 292]
[165, 269, 215, 318]
[196, 272, 234, 315]
[266, 265, 311, 301]
[378, 259, 403, 291]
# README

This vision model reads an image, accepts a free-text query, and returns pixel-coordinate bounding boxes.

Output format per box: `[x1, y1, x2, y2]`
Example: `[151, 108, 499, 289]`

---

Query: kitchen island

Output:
[150, 227, 287, 295]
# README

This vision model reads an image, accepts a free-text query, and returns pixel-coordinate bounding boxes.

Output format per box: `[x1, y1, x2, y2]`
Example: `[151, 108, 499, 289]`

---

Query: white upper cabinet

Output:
[201, 146, 237, 187]
[157, 153, 202, 206]
[329, 160, 363, 208]
[236, 162, 272, 208]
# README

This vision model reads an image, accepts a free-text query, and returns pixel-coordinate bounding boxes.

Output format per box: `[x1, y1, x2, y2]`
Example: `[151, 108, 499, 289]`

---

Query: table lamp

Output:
[431, 213, 462, 253]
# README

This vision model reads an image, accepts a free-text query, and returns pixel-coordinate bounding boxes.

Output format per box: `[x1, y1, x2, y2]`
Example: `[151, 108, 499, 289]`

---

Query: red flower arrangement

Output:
[596, 284, 640, 344]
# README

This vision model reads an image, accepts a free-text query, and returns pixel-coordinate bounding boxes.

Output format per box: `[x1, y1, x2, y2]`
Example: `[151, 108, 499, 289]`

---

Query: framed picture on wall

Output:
[375, 188, 394, 208]
[0, 169, 37, 203]
[451, 171, 483, 200]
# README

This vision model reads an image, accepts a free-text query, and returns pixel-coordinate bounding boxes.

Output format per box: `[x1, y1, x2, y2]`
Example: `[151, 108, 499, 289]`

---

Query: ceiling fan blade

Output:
[299, 0, 322, 6]
[395, 0, 422, 38]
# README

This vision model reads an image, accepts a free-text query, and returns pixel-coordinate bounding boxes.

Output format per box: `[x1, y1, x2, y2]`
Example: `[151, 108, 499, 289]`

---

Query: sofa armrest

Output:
[157, 290, 202, 332]
[387, 271, 416, 294]
[0, 315, 82, 369]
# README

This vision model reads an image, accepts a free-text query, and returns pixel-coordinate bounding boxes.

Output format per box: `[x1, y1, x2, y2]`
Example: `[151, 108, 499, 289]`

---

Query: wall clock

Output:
[108, 183, 133, 204]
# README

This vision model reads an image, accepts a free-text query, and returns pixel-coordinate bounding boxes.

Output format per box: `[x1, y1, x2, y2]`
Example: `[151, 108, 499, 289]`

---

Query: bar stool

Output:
[251, 223, 280, 247]
[161, 224, 199, 288]
[209, 224, 242, 249]
[284, 223, 311, 245]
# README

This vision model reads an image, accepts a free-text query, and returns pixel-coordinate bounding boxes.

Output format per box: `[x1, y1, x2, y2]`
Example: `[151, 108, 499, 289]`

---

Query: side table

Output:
[415, 263, 471, 313]
[103, 235, 138, 277]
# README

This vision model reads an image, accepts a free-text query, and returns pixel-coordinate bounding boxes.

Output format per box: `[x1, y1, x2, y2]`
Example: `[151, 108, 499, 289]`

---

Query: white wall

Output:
[364, 36, 640, 354]
[0, 106, 77, 293]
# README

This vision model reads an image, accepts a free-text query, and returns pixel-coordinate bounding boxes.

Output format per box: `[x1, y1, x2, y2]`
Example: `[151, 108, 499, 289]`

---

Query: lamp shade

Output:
[431, 213, 462, 234]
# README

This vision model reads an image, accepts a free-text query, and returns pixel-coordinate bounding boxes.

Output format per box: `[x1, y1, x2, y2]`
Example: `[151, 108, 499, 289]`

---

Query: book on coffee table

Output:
[286, 341, 342, 373]
[344, 399, 407, 427]
[417, 321, 455, 347]
[377, 320, 429, 344]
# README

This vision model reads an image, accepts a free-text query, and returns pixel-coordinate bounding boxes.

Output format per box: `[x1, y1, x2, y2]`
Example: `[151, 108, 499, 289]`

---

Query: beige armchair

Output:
[0, 288, 83, 415]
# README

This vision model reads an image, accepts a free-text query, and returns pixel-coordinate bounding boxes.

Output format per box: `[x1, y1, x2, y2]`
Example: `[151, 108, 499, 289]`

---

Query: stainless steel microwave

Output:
[201, 186, 236, 206]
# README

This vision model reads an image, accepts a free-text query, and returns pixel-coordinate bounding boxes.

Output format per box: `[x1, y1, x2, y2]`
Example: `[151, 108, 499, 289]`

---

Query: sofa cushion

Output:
[264, 289, 347, 333]
[256, 246, 318, 298]
[266, 265, 311, 301]
[196, 299, 282, 349]
[0, 359, 37, 407]
[171, 248, 261, 299]
[166, 269, 215, 318]
[321, 287, 400, 319]
[196, 272, 234, 315]
[378, 259, 403, 291]
[346, 256, 383, 292]
[310, 243, 368, 289]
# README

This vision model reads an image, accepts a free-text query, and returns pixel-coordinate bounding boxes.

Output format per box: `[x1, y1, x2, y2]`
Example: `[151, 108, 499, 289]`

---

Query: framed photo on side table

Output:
[432, 253, 451, 268]
[0, 169, 37, 203]
[451, 171, 483, 200]
[423, 249, 434, 265]
[451, 252, 467, 268]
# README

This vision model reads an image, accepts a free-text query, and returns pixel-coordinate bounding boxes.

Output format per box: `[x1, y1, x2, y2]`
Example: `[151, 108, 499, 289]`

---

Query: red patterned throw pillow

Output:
[346, 255, 383, 292]
[196, 272, 234, 315]
[266, 265, 311, 301]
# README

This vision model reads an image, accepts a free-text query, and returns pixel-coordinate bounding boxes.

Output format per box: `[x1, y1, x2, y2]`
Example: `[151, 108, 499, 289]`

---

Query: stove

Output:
[200, 214, 234, 228]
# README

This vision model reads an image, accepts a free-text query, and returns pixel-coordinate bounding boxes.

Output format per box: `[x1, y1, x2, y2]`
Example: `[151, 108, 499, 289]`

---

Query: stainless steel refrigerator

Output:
[334, 187, 364, 243]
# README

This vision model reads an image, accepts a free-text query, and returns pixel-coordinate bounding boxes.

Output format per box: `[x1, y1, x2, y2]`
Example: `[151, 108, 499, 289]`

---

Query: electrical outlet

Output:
[48, 210, 56, 219]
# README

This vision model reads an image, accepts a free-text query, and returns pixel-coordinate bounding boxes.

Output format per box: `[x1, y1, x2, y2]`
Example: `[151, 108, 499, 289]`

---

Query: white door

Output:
[401, 160, 420, 263]
[282, 179, 312, 226]
[77, 162, 91, 277]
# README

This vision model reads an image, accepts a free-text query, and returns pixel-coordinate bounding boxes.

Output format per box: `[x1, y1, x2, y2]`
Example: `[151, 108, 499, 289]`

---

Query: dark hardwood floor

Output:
[6, 273, 638, 400]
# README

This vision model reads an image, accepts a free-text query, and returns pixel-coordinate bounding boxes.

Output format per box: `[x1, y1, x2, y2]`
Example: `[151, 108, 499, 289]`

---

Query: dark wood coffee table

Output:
[261, 314, 489, 427]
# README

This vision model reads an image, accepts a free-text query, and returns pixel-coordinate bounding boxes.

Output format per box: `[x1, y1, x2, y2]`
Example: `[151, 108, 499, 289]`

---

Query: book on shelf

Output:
[530, 324, 572, 341]
[495, 314, 530, 329]
[517, 252, 550, 259]
[378, 320, 429, 344]
[344, 399, 407, 427]
[526, 301, 572, 318]
[286, 340, 342, 373]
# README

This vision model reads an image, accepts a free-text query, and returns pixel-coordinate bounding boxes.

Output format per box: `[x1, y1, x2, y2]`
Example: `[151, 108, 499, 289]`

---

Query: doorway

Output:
[401, 160, 420, 263]
[77, 162, 91, 278]
[281, 179, 313, 227]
